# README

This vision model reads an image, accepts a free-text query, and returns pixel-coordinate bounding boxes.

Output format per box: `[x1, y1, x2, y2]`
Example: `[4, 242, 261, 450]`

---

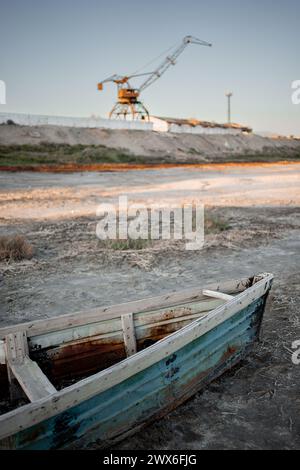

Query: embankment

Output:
[0, 124, 299, 168]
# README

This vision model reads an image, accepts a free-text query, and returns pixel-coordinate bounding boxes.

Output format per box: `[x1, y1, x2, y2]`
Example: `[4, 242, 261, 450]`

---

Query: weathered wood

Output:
[202, 290, 234, 301]
[0, 340, 5, 364]
[0, 276, 254, 340]
[121, 313, 137, 357]
[5, 331, 28, 364]
[37, 311, 214, 367]
[29, 298, 224, 350]
[9, 357, 56, 402]
[0, 273, 273, 441]
[6, 366, 23, 402]
[5, 331, 29, 401]
[5, 331, 56, 402]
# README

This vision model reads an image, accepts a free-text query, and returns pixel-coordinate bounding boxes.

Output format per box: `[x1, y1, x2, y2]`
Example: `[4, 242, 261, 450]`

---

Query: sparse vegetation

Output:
[224, 152, 300, 163]
[0, 144, 146, 167]
[0, 143, 299, 170]
[0, 234, 34, 261]
[95, 211, 230, 251]
[205, 213, 231, 234]
[187, 147, 201, 155]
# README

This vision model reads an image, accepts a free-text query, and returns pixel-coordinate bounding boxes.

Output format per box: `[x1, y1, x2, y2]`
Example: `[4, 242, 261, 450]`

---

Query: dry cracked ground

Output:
[0, 163, 299, 449]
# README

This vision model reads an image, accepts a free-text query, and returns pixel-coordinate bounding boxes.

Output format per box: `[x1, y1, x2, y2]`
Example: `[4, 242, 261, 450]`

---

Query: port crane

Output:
[97, 35, 212, 120]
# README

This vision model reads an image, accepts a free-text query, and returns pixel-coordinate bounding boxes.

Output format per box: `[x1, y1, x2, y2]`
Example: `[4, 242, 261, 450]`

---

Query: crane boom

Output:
[138, 36, 211, 92]
[98, 72, 154, 89]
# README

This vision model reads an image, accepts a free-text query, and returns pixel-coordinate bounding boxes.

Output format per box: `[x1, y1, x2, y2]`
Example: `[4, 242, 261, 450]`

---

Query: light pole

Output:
[226, 92, 233, 124]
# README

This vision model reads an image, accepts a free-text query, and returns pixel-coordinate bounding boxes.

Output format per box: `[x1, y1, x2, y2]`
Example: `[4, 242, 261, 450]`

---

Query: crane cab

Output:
[118, 88, 140, 104]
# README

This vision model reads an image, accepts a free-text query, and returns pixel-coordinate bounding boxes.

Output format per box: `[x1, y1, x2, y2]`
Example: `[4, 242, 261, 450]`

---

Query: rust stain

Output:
[0, 160, 299, 173]
[35, 340, 127, 381]
[33, 321, 189, 382]
[173, 344, 239, 400]
[221, 345, 237, 362]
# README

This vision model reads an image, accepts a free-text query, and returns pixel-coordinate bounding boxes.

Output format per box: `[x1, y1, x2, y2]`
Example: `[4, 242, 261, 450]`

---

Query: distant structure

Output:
[150, 116, 252, 135]
[226, 92, 233, 124]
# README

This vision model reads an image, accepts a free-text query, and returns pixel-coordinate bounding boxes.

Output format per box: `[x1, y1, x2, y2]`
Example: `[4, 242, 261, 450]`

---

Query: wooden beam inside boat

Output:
[121, 313, 137, 357]
[202, 290, 234, 301]
[5, 332, 56, 402]
[8, 357, 56, 402]
[5, 331, 29, 363]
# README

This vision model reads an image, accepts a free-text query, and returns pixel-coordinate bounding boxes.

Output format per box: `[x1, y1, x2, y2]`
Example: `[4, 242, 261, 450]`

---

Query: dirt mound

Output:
[0, 124, 299, 162]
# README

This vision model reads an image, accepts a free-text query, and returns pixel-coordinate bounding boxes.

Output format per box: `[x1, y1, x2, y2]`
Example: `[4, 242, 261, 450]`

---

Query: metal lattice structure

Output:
[97, 36, 212, 120]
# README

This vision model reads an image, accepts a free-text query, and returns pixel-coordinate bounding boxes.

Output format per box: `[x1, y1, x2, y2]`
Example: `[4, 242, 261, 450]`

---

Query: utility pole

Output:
[226, 92, 233, 124]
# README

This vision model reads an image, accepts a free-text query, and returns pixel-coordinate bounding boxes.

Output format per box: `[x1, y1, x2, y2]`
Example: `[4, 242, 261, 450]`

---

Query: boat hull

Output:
[2, 292, 269, 449]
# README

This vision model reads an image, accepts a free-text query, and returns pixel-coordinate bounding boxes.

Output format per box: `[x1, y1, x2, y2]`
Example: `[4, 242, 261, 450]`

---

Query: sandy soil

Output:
[0, 163, 299, 449]
[0, 163, 299, 220]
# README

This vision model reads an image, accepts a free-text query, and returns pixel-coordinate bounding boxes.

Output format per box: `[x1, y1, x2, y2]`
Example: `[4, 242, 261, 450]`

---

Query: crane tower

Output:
[97, 35, 212, 120]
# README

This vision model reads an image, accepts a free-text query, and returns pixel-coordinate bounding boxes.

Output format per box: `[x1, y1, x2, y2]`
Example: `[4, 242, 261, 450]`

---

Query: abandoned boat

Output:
[0, 273, 273, 449]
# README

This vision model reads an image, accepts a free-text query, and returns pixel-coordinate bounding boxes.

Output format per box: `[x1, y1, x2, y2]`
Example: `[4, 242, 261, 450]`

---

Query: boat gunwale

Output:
[0, 272, 273, 441]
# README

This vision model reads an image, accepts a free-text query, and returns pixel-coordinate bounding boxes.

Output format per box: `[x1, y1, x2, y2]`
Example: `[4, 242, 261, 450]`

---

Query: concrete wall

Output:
[0, 112, 153, 131]
[0, 112, 243, 135]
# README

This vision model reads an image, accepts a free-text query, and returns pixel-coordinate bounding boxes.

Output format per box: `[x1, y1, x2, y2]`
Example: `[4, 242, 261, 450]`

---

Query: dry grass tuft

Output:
[0, 235, 34, 261]
[205, 214, 230, 234]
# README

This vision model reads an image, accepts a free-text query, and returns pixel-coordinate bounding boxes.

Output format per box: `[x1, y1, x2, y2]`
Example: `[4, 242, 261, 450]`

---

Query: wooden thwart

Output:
[202, 289, 234, 301]
[9, 357, 56, 402]
[121, 313, 137, 357]
[5, 332, 56, 402]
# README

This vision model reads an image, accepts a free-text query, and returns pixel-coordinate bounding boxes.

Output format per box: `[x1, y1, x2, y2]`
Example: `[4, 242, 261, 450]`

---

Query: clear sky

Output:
[1, 0, 299, 134]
